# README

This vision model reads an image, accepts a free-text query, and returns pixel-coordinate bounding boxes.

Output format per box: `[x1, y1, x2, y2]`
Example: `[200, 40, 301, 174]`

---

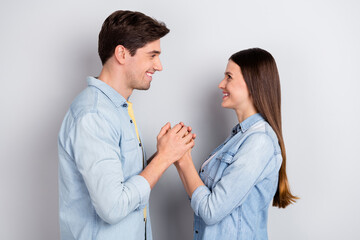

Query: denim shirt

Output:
[191, 113, 282, 240]
[58, 77, 152, 240]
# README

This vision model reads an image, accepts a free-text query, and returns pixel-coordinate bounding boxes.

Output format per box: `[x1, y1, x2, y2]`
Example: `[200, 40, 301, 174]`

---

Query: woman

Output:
[175, 48, 298, 239]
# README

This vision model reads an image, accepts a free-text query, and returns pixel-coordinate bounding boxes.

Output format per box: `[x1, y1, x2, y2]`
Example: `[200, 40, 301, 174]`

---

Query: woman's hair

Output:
[230, 48, 298, 208]
[98, 10, 170, 65]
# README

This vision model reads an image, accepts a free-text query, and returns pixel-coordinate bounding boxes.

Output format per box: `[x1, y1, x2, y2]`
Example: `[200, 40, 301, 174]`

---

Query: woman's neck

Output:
[235, 107, 258, 123]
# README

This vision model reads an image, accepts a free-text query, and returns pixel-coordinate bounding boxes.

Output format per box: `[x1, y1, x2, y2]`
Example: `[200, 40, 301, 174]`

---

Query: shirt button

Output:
[232, 129, 236, 134]
[201, 169, 204, 172]
[122, 103, 128, 108]
[195, 230, 199, 234]
[139, 143, 142, 147]
[130, 119, 133, 123]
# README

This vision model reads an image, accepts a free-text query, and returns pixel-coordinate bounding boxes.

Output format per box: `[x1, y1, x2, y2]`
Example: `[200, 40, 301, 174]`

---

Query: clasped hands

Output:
[140, 122, 196, 189]
[156, 122, 204, 197]
[156, 122, 195, 167]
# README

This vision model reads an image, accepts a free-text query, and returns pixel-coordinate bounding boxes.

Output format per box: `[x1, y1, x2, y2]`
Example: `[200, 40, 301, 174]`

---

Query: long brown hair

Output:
[230, 48, 298, 208]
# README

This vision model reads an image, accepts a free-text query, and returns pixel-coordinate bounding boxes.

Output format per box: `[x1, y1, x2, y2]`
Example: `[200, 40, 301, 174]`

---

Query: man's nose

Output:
[154, 58, 163, 71]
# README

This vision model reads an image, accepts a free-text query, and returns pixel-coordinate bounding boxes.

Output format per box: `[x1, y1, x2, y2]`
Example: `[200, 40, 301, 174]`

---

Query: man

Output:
[58, 10, 195, 240]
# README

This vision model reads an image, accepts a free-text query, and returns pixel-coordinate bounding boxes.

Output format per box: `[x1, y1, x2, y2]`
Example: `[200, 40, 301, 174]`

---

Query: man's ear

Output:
[114, 45, 127, 64]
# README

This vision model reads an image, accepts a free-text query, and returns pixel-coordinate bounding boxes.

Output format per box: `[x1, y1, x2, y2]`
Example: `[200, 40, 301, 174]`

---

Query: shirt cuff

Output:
[190, 185, 211, 216]
[127, 175, 151, 208]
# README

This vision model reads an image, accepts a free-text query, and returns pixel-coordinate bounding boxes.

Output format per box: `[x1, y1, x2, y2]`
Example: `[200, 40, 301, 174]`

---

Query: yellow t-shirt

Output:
[127, 101, 147, 221]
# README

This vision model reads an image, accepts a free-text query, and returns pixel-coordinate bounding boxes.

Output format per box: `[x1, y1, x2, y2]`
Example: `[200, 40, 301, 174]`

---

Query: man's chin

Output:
[135, 84, 151, 91]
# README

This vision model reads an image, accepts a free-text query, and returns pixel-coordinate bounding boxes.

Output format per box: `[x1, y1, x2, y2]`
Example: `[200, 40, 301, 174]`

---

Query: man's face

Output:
[125, 39, 163, 91]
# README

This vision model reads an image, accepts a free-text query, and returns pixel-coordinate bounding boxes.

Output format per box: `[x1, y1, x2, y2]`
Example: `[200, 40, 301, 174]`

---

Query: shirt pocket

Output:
[119, 138, 142, 180]
[219, 151, 235, 164]
[120, 137, 138, 153]
[209, 151, 235, 188]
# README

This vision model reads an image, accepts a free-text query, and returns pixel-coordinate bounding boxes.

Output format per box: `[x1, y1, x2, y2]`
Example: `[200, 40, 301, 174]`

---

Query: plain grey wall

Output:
[1, 0, 359, 239]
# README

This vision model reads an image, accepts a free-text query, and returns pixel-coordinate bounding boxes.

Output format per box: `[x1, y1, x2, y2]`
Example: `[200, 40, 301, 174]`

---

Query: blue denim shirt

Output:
[58, 77, 152, 240]
[191, 113, 282, 240]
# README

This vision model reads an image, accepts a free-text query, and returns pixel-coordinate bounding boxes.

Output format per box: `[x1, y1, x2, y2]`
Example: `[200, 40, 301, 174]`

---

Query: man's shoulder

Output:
[59, 86, 126, 144]
[59, 87, 99, 137]
[69, 86, 118, 119]
[69, 86, 98, 118]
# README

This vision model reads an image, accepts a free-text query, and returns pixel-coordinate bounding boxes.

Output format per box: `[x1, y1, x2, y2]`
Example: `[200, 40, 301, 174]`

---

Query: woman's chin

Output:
[221, 102, 231, 109]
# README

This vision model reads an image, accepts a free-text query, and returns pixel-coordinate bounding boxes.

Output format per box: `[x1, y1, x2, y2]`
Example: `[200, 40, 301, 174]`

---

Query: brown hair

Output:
[98, 10, 170, 65]
[230, 48, 298, 208]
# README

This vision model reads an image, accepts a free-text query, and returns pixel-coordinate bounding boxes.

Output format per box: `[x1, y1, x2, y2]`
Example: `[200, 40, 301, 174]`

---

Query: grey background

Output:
[1, 0, 359, 239]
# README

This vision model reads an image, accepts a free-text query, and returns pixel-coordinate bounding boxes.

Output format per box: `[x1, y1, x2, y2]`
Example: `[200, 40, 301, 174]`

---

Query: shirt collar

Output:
[87, 76, 128, 108]
[231, 113, 264, 135]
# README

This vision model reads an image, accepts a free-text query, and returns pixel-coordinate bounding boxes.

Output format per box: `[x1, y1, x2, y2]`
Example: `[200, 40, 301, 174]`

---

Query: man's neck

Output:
[98, 64, 133, 100]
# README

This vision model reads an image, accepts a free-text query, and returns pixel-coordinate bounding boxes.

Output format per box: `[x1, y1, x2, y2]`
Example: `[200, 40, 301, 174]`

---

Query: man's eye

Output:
[227, 75, 232, 79]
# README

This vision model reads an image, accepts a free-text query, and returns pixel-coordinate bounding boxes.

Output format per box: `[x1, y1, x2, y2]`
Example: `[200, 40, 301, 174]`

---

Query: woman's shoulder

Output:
[243, 121, 281, 155]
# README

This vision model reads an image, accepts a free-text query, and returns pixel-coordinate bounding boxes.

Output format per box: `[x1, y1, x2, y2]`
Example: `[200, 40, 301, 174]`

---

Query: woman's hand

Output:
[174, 148, 193, 168]
[174, 124, 196, 168]
[156, 122, 195, 165]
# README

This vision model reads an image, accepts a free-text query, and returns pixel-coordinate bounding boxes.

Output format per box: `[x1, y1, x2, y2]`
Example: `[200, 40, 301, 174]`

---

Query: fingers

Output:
[165, 122, 196, 143]
[185, 134, 196, 148]
[156, 121, 196, 163]
[186, 138, 195, 149]
[177, 125, 189, 138]
[182, 126, 196, 140]
[175, 123, 196, 141]
[171, 123, 184, 134]
[158, 122, 171, 139]
[192, 133, 196, 139]
[183, 131, 195, 144]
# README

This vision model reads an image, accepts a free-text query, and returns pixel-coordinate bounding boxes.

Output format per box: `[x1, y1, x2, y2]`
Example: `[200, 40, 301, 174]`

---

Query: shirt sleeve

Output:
[190, 133, 275, 225]
[69, 112, 150, 225]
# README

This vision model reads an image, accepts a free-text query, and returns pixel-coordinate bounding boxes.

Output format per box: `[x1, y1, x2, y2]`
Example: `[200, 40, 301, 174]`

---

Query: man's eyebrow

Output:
[225, 71, 232, 75]
[147, 50, 161, 54]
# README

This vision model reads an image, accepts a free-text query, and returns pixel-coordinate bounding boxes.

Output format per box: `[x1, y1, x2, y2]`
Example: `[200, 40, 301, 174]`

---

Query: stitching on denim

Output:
[89, 84, 124, 108]
[264, 124, 281, 155]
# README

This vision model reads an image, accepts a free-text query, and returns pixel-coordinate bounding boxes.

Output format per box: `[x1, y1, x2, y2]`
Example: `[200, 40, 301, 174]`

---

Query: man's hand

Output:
[140, 122, 196, 189]
[156, 122, 195, 165]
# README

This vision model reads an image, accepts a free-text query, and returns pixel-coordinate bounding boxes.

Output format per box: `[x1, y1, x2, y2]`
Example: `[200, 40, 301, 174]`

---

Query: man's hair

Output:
[98, 10, 170, 65]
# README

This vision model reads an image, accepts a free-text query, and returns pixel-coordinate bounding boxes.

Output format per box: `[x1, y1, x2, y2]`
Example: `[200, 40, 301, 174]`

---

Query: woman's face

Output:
[218, 60, 253, 112]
